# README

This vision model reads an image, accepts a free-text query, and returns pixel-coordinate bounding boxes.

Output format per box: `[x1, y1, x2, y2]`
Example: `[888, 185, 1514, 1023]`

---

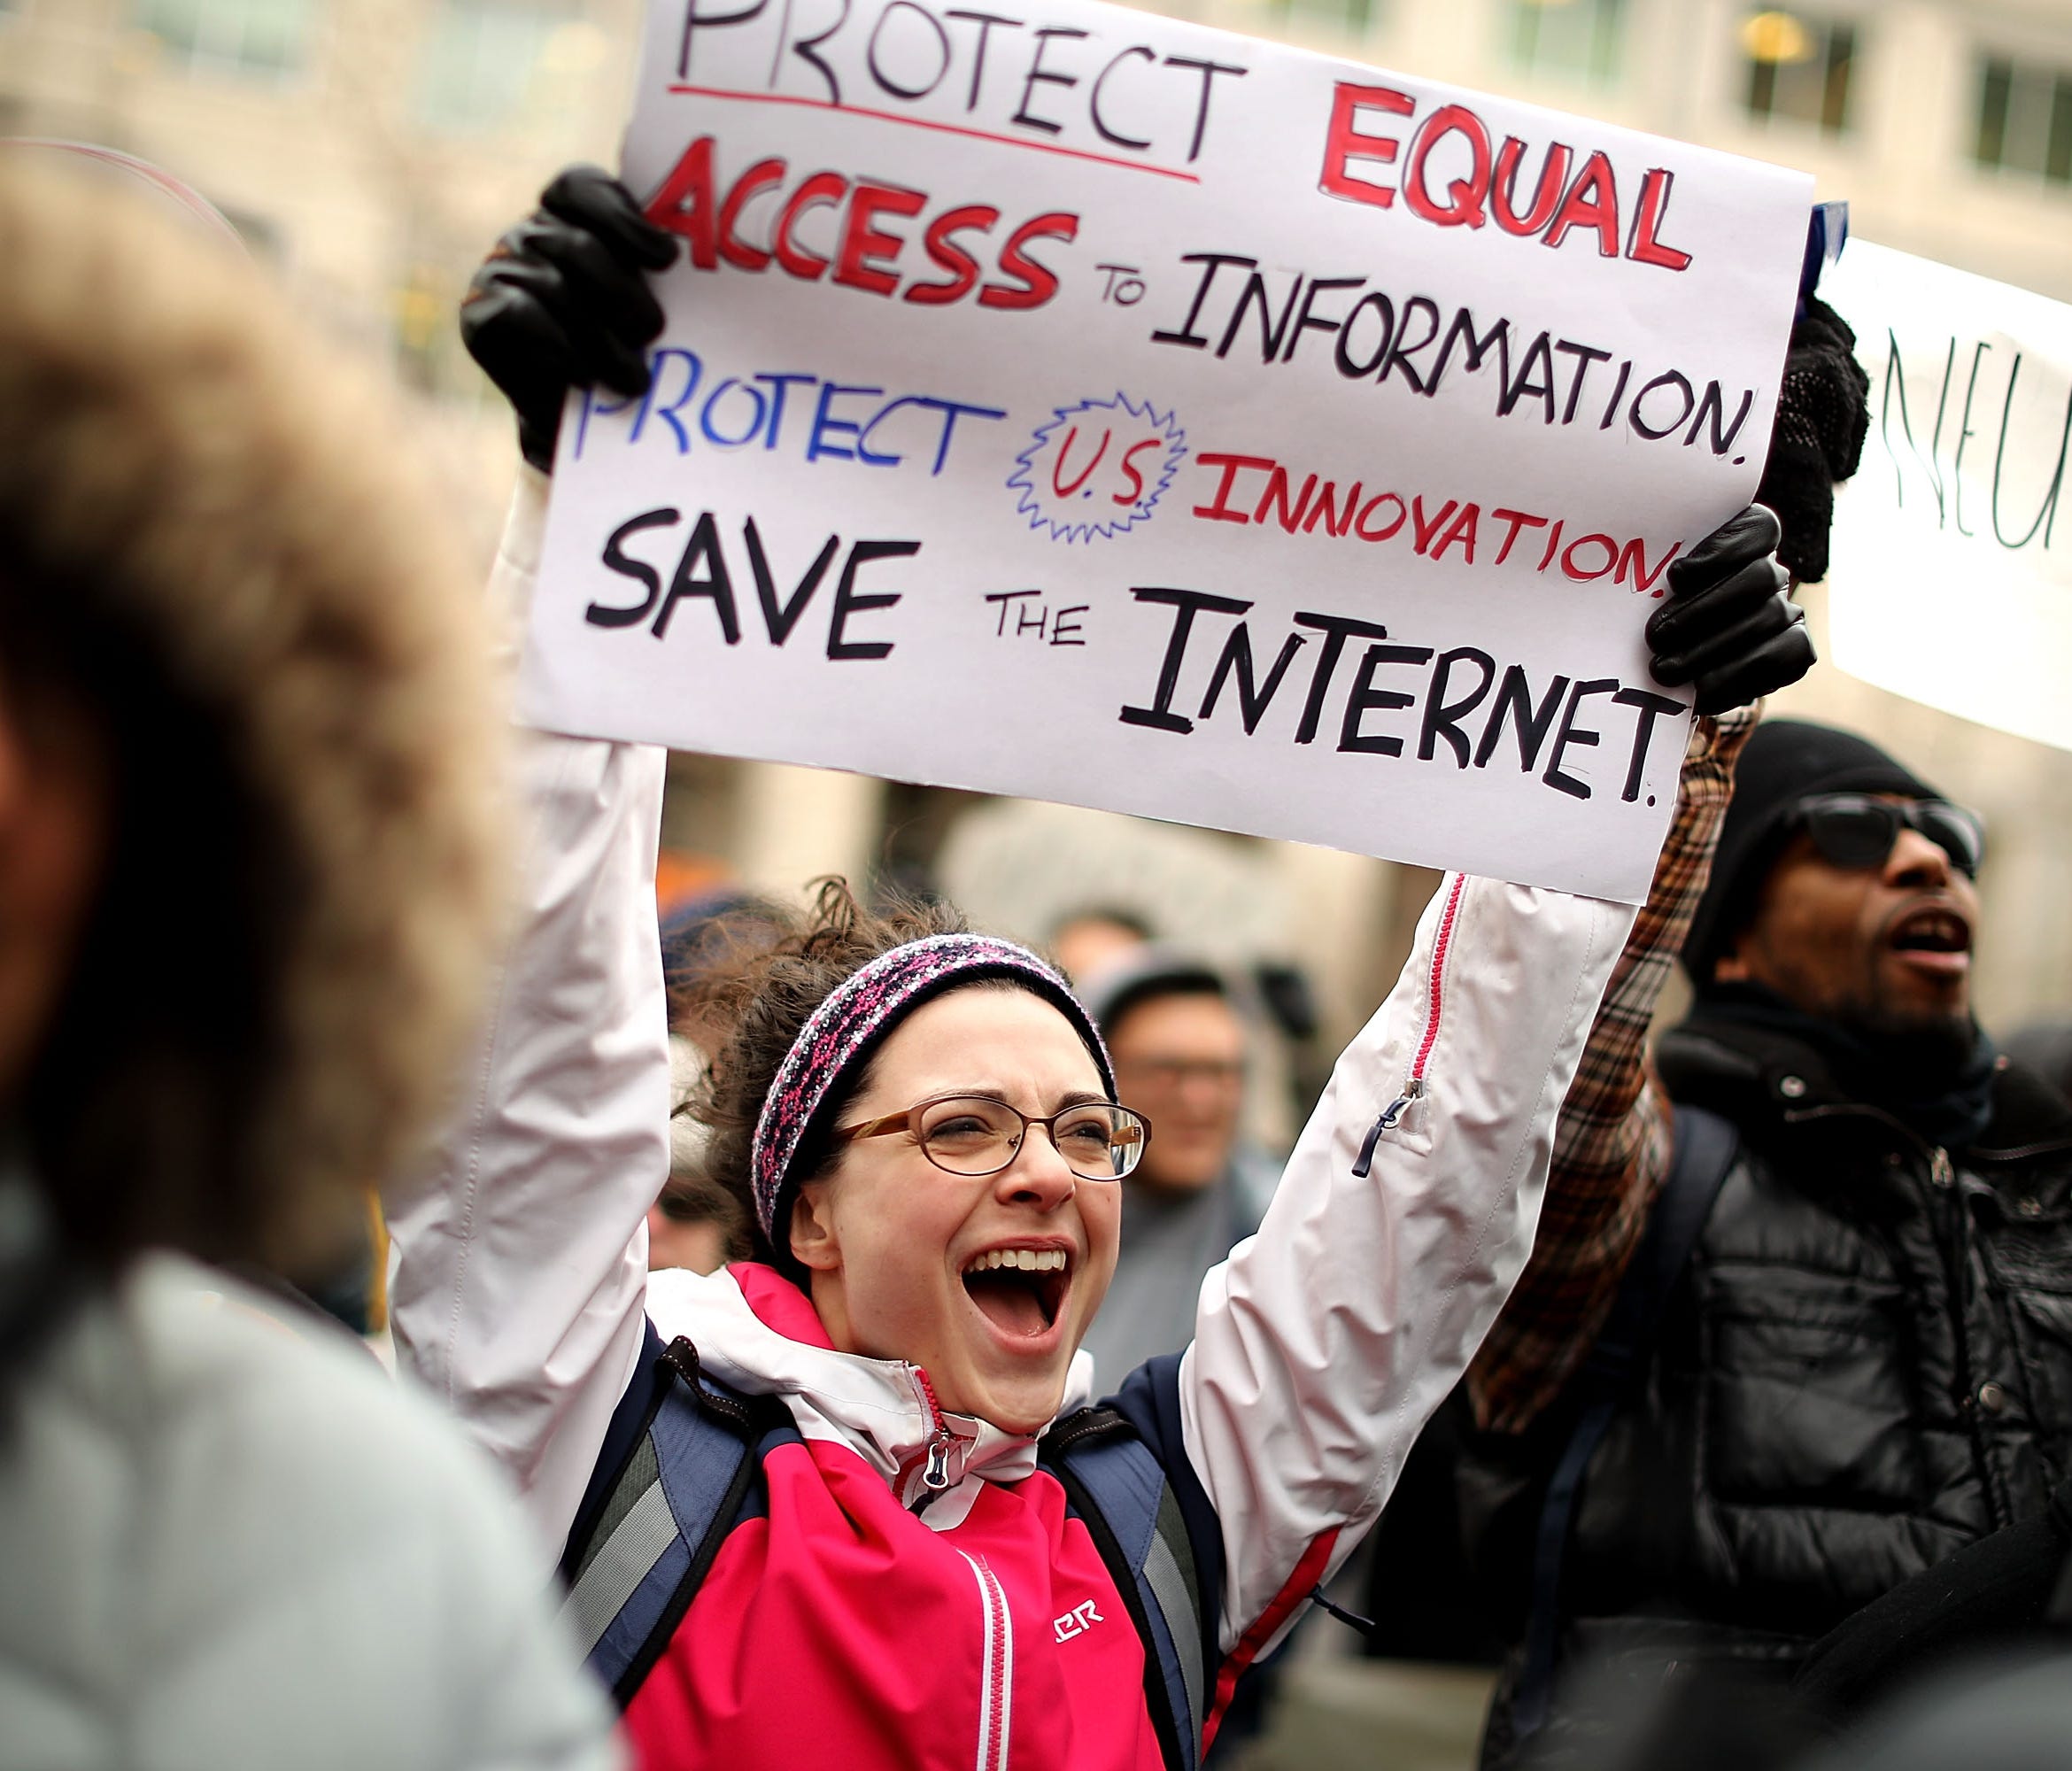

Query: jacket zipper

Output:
[1353, 872, 1465, 1178]
[917, 1373, 1013, 1767]
[956, 1550, 1014, 1771]
[910, 1365, 957, 1494]
[1784, 1103, 2001, 1511]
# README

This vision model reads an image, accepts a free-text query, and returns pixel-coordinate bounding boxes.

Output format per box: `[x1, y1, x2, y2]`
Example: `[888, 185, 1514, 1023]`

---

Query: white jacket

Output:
[390, 471, 1635, 1668]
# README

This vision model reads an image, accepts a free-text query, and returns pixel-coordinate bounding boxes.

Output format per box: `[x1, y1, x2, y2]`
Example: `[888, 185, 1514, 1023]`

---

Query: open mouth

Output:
[960, 1247, 1071, 1339]
[1888, 905, 1972, 960]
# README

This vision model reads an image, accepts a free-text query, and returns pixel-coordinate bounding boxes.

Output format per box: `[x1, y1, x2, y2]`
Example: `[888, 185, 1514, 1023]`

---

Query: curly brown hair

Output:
[677, 878, 1010, 1268]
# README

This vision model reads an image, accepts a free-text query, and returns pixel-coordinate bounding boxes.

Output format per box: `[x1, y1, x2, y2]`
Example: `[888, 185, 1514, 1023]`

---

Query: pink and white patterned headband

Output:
[748, 932, 1116, 1247]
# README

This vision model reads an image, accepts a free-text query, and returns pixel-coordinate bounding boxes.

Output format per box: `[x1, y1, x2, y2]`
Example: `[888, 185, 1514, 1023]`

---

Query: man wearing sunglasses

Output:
[1460, 715, 2072, 1767]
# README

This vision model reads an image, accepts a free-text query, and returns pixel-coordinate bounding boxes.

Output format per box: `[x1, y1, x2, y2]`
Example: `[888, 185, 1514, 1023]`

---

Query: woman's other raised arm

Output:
[387, 468, 670, 1567]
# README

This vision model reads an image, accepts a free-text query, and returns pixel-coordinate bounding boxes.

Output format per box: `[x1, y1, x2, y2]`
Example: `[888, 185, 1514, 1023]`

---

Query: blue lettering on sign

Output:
[1006, 392, 1187, 543]
[572, 348, 1007, 476]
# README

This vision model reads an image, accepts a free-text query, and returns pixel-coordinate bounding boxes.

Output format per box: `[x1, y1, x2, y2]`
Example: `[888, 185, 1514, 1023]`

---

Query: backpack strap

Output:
[558, 1332, 794, 1707]
[1040, 1405, 1207, 1771]
[1510, 1102, 1740, 1740]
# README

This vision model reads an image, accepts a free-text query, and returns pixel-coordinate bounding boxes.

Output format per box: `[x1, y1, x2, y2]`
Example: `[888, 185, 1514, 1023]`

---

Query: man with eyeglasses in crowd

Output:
[1457, 708, 2072, 1767]
[1072, 952, 1280, 1386]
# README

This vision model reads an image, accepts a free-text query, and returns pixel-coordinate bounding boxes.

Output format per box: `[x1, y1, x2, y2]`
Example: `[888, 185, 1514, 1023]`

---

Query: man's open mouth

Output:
[1888, 905, 1972, 957]
[960, 1248, 1071, 1338]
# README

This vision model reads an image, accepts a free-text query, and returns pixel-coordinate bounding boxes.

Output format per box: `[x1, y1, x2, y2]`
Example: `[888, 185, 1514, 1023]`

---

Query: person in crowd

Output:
[650, 1026, 750, 1273]
[1077, 951, 1278, 1383]
[649, 890, 770, 1272]
[1049, 906, 1156, 986]
[0, 162, 618, 1767]
[386, 164, 1811, 1771]
[1461, 700, 2072, 1763]
[647, 1172, 749, 1273]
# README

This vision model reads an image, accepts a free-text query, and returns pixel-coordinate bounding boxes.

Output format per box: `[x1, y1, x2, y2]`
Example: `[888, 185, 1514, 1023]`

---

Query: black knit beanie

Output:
[1683, 720, 1942, 982]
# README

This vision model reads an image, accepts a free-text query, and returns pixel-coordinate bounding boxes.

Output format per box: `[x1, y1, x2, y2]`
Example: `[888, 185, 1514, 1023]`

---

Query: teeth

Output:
[1897, 911, 1967, 952]
[966, 1249, 1068, 1274]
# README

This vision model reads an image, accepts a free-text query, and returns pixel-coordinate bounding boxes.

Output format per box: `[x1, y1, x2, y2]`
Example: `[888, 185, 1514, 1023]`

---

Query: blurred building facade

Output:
[8, 0, 2072, 1047]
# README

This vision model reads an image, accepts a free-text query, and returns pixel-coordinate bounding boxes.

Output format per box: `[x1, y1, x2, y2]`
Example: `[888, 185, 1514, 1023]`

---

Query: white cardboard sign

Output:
[521, 0, 1813, 901]
[1821, 241, 2072, 754]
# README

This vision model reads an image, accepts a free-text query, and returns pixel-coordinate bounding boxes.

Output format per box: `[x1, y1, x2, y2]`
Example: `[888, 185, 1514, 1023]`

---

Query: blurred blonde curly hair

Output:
[0, 162, 507, 1281]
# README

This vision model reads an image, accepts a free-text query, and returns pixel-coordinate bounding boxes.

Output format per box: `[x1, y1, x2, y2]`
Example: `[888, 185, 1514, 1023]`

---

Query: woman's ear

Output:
[788, 1179, 842, 1273]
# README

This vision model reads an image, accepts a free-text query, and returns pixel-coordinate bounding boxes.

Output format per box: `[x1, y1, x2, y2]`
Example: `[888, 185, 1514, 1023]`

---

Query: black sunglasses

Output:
[1791, 793, 1985, 877]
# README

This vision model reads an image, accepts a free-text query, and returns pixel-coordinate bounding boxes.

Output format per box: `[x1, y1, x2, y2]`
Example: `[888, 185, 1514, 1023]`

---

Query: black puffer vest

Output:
[1473, 1011, 2072, 1766]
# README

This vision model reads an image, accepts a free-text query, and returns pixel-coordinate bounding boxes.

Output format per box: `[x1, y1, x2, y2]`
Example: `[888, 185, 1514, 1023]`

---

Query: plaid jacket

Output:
[1467, 708, 1758, 1435]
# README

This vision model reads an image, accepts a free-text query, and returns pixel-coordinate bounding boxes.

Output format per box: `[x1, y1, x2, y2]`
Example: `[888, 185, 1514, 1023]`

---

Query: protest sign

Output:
[518, 0, 1813, 900]
[1821, 242, 2072, 754]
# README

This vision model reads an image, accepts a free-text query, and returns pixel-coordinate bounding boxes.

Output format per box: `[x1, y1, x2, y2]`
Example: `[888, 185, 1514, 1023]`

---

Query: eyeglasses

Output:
[1792, 794, 1985, 878]
[831, 1093, 1151, 1181]
[1114, 1056, 1248, 1092]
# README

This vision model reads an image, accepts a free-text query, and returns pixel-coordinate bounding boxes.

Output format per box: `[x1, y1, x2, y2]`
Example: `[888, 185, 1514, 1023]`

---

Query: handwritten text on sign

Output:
[1821, 242, 2072, 753]
[521, 0, 1813, 901]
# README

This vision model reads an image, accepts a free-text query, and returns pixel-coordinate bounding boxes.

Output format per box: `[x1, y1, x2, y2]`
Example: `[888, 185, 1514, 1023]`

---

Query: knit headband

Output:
[748, 933, 1117, 1245]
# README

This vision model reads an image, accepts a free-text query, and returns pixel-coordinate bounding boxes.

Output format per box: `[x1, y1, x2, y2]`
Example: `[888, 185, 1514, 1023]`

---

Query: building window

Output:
[1509, 0, 1626, 86]
[1975, 56, 2072, 186]
[416, 0, 577, 135]
[1742, 10, 1856, 134]
[132, 0, 312, 78]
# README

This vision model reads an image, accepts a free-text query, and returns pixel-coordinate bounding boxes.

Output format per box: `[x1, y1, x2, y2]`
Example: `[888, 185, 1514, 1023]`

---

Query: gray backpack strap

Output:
[1041, 1406, 1206, 1771]
[559, 1335, 793, 1706]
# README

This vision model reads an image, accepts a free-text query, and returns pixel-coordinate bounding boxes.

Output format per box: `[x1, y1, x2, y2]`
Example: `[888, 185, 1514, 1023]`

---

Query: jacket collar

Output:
[1658, 1010, 2072, 1163]
[646, 1260, 1094, 1508]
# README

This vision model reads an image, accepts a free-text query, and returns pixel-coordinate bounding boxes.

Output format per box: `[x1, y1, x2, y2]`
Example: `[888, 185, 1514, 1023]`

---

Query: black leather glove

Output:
[1646, 504, 1814, 715]
[460, 166, 678, 472]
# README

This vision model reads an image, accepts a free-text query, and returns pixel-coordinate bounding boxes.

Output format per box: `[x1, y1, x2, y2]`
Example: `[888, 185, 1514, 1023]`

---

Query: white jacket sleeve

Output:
[1179, 874, 1632, 1658]
[387, 469, 669, 1569]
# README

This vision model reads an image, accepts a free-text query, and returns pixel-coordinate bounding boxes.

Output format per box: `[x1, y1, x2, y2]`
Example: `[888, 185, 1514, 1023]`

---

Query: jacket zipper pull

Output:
[1352, 1080, 1423, 1179]
[1930, 1146, 1955, 1190]
[912, 1365, 955, 1493]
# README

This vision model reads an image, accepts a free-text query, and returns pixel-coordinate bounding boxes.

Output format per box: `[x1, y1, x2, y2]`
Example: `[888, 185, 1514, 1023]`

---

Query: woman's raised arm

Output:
[1177, 873, 1632, 1667]
[388, 468, 671, 1567]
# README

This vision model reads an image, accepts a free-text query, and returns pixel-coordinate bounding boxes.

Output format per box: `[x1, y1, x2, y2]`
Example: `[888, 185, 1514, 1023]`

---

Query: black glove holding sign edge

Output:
[1649, 505, 1813, 715]
[461, 165, 678, 474]
[461, 166, 1818, 717]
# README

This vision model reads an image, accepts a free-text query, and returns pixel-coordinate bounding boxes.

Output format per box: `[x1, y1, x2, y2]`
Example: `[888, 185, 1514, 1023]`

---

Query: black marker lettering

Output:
[1120, 586, 1250, 732]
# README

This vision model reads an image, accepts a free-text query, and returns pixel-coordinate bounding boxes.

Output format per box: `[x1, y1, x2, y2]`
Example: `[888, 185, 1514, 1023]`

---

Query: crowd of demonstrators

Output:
[1430, 296, 2072, 1770]
[7, 112, 2052, 1771]
[0, 160, 616, 1768]
[377, 162, 1812, 1771]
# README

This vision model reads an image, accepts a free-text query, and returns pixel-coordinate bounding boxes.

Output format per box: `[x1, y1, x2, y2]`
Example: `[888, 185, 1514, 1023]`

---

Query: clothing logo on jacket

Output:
[1053, 1600, 1106, 1643]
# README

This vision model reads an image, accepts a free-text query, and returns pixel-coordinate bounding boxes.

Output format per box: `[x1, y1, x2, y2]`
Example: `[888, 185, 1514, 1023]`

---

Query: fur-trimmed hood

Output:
[0, 160, 507, 1279]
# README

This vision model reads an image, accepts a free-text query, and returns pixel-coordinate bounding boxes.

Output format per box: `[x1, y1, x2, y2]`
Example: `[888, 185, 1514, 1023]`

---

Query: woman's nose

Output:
[996, 1125, 1079, 1204]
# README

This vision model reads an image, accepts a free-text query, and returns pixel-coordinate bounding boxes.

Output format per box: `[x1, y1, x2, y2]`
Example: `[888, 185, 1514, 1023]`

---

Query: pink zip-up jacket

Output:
[389, 473, 1636, 1771]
